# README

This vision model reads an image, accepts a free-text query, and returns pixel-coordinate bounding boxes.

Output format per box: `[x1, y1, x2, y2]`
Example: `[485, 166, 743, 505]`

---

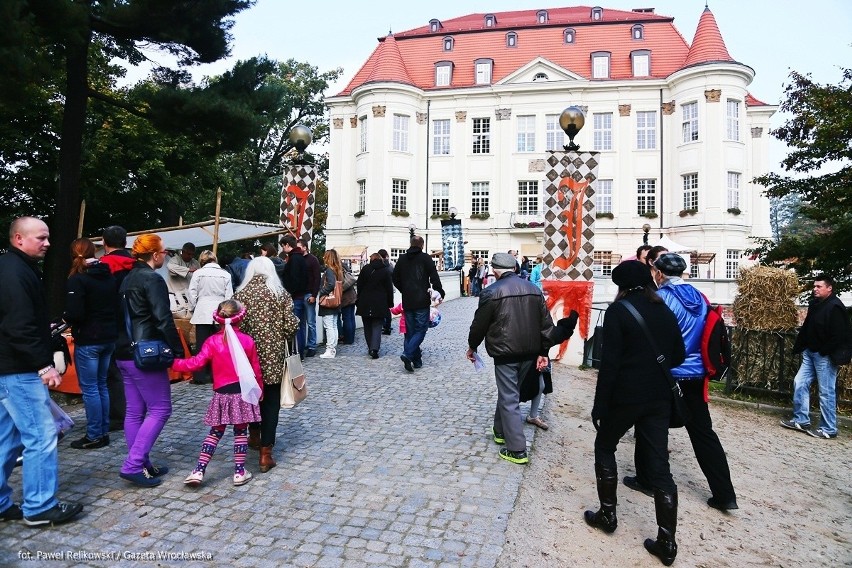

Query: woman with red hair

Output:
[114, 234, 184, 487]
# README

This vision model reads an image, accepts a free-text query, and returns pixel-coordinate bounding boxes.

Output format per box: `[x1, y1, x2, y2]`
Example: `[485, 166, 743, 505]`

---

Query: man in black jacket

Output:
[0, 216, 83, 526]
[392, 236, 444, 372]
[466, 252, 577, 465]
[299, 238, 321, 357]
[281, 235, 308, 353]
[782, 274, 851, 439]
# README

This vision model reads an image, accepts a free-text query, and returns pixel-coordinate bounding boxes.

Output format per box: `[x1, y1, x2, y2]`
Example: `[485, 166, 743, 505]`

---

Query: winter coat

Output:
[171, 328, 262, 391]
[187, 262, 233, 325]
[0, 248, 53, 374]
[355, 259, 393, 319]
[282, 251, 308, 299]
[656, 278, 708, 379]
[63, 261, 119, 345]
[392, 246, 445, 310]
[794, 293, 851, 365]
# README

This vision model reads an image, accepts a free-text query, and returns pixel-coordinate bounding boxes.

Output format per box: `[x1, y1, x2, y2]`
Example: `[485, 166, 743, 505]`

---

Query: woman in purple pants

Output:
[114, 234, 185, 487]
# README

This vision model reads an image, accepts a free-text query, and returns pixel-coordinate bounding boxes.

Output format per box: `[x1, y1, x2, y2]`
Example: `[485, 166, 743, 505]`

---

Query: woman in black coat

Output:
[355, 253, 393, 359]
[583, 261, 686, 566]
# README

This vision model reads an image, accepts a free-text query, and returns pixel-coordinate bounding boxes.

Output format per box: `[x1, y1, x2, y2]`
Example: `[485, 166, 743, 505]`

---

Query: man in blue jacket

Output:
[624, 253, 738, 512]
[0, 217, 83, 526]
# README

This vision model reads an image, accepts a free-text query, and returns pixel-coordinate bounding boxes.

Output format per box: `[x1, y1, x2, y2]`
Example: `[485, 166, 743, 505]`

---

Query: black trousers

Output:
[362, 317, 384, 352]
[634, 380, 735, 501]
[596, 399, 676, 494]
[193, 324, 215, 382]
[107, 356, 126, 428]
[258, 382, 281, 447]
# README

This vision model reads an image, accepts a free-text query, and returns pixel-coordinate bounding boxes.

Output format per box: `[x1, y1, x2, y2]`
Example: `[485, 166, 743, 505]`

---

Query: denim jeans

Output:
[116, 360, 172, 474]
[340, 304, 356, 344]
[303, 297, 318, 351]
[0, 372, 59, 517]
[292, 298, 306, 354]
[74, 342, 115, 440]
[402, 308, 430, 363]
[793, 349, 838, 434]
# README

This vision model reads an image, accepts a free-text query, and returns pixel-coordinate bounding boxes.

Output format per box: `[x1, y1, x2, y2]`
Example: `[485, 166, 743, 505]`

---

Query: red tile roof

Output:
[337, 5, 741, 96]
[745, 93, 770, 106]
[682, 7, 734, 68]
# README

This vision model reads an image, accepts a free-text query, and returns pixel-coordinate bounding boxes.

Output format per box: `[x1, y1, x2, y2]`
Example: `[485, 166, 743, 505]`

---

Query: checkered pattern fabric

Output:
[540, 151, 599, 281]
[280, 165, 317, 241]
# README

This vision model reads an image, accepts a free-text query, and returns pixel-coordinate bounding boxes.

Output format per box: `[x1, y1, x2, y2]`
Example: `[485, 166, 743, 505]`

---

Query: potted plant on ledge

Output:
[678, 208, 698, 217]
[470, 212, 490, 220]
[596, 212, 614, 219]
[353, 210, 365, 218]
[727, 207, 741, 215]
[391, 210, 410, 217]
[641, 211, 658, 219]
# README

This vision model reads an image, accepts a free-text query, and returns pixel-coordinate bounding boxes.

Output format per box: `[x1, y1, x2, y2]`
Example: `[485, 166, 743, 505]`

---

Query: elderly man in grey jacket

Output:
[467, 252, 577, 465]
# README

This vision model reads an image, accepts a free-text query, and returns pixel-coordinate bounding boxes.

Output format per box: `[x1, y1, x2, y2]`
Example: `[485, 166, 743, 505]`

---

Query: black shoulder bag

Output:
[124, 295, 175, 371]
[621, 300, 691, 429]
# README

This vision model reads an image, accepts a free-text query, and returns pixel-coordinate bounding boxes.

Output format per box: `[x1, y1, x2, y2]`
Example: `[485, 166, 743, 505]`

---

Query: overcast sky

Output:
[123, 0, 852, 171]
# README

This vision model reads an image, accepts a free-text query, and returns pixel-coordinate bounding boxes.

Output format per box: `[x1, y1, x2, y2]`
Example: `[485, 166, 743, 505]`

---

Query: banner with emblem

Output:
[280, 164, 317, 241]
[440, 218, 464, 271]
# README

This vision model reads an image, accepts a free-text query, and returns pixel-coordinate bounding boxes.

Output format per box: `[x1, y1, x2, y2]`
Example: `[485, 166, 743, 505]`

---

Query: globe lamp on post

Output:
[559, 106, 586, 152]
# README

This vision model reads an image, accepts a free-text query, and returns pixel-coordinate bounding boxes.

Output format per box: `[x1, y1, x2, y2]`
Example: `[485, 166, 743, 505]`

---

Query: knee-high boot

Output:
[644, 489, 678, 566]
[583, 463, 618, 533]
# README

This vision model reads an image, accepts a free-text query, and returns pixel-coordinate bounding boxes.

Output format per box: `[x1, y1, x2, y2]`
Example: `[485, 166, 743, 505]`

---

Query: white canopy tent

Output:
[652, 235, 695, 275]
[91, 217, 290, 251]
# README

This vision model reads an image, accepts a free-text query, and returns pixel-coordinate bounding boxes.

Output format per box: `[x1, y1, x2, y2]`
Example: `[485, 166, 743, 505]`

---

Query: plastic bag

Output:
[49, 399, 74, 435]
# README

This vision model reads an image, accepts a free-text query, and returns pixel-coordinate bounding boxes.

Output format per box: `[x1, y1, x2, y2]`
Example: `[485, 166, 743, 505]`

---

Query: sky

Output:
[124, 0, 852, 171]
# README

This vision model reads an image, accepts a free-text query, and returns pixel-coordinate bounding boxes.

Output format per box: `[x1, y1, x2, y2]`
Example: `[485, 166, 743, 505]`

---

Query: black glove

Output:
[591, 403, 607, 432]
[555, 310, 580, 342]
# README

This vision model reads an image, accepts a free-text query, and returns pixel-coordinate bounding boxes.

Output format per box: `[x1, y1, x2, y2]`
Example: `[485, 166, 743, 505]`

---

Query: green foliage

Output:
[753, 68, 852, 292]
[469, 212, 490, 220]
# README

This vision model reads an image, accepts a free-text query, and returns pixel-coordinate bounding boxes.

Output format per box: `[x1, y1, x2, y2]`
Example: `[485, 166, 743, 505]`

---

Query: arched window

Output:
[564, 28, 576, 44]
[632, 24, 644, 40]
[429, 19, 442, 33]
[536, 10, 548, 24]
[591, 6, 603, 21]
[485, 14, 496, 27]
[506, 32, 517, 47]
[443, 36, 454, 52]
[533, 72, 549, 81]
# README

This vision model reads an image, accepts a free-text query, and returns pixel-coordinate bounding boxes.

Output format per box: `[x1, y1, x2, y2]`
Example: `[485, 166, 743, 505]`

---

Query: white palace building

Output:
[324, 4, 777, 284]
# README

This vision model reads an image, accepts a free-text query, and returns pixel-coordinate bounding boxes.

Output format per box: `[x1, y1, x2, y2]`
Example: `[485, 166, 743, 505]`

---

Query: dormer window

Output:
[632, 24, 644, 40]
[591, 6, 603, 21]
[591, 51, 610, 79]
[430, 19, 442, 33]
[536, 10, 548, 24]
[435, 61, 453, 87]
[443, 36, 454, 51]
[506, 32, 517, 48]
[631, 50, 650, 77]
[533, 72, 549, 81]
[485, 14, 496, 27]
[564, 28, 576, 44]
[475, 58, 493, 85]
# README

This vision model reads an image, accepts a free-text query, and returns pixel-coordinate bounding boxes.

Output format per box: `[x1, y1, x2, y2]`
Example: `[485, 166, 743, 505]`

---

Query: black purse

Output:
[621, 301, 691, 429]
[124, 295, 175, 371]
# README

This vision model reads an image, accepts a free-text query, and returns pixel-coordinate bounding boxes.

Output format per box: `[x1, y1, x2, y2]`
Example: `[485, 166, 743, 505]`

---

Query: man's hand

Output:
[41, 367, 62, 388]
[307, 295, 316, 304]
[466, 348, 476, 363]
[535, 356, 549, 371]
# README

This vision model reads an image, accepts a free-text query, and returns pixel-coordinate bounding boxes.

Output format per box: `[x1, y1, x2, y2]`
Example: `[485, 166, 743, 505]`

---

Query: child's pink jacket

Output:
[389, 303, 406, 334]
[172, 330, 263, 391]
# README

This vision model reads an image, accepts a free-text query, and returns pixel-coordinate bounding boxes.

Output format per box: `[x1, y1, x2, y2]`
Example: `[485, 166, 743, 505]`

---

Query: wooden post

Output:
[212, 187, 222, 257]
[77, 200, 86, 238]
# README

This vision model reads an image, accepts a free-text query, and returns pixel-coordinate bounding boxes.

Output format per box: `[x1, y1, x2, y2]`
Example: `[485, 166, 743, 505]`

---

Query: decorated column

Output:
[280, 125, 317, 241]
[540, 107, 597, 361]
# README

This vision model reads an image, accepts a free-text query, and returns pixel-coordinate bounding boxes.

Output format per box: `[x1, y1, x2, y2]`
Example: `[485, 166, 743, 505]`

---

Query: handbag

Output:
[319, 279, 342, 309]
[280, 338, 307, 409]
[621, 301, 692, 429]
[123, 295, 175, 371]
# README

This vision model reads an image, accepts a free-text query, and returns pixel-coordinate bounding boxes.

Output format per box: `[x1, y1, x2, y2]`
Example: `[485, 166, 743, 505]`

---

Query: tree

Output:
[4, 0, 254, 314]
[753, 69, 852, 293]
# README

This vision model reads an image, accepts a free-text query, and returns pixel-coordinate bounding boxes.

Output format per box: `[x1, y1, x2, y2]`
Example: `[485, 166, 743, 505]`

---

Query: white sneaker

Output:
[319, 348, 336, 359]
[233, 470, 253, 486]
[183, 471, 204, 486]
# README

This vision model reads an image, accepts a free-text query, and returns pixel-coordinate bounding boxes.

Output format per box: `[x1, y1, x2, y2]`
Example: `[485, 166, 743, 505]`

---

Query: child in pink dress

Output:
[389, 303, 406, 334]
[172, 300, 263, 487]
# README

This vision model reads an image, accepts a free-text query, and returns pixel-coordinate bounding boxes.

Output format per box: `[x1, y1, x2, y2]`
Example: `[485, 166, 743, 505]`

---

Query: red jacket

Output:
[172, 329, 263, 391]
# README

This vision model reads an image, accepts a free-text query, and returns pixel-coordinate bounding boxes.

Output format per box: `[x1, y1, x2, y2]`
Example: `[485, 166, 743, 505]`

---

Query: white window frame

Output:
[682, 173, 699, 211]
[546, 114, 567, 151]
[564, 28, 575, 44]
[392, 114, 409, 152]
[506, 32, 517, 47]
[593, 250, 614, 277]
[472, 118, 491, 154]
[726, 249, 741, 279]
[390, 248, 407, 262]
[436, 63, 451, 86]
[475, 60, 492, 85]
[727, 172, 741, 210]
[592, 52, 610, 79]
[357, 180, 366, 213]
[593, 112, 613, 151]
[431, 183, 449, 216]
[726, 99, 740, 141]
[516, 115, 536, 152]
[636, 110, 656, 149]
[517, 181, 539, 215]
[391, 179, 407, 212]
[471, 182, 490, 215]
[442, 37, 453, 52]
[637, 179, 656, 215]
[682, 102, 698, 143]
[595, 179, 613, 213]
[631, 51, 650, 77]
[432, 119, 451, 155]
[359, 116, 368, 153]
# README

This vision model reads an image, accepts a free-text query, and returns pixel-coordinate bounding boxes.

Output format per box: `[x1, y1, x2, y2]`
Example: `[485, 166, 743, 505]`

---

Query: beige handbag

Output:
[280, 338, 307, 409]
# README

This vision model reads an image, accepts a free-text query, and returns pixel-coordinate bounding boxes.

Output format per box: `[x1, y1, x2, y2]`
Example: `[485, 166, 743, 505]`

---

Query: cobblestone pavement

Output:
[0, 297, 546, 567]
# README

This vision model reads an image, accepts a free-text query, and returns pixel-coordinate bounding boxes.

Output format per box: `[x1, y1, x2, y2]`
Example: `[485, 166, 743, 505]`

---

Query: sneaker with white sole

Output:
[234, 470, 253, 486]
[183, 471, 204, 486]
[780, 419, 810, 433]
[807, 427, 837, 439]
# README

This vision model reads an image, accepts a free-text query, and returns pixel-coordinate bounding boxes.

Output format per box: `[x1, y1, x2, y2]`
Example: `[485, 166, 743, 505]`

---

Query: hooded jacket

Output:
[392, 246, 445, 310]
[355, 258, 393, 319]
[63, 261, 119, 345]
[656, 277, 708, 379]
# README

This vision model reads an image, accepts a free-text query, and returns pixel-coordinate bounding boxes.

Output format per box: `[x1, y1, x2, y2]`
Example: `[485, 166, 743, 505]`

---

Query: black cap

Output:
[612, 260, 653, 289]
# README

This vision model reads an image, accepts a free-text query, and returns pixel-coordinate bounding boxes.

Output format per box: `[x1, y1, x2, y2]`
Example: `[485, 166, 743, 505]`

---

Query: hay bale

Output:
[733, 266, 800, 331]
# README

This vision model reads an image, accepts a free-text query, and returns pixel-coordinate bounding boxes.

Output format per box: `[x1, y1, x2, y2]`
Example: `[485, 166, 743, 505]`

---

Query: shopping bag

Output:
[280, 338, 307, 409]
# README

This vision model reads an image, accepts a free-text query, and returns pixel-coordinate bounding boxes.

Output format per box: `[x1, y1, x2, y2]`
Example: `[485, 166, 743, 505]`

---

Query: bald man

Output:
[0, 216, 83, 526]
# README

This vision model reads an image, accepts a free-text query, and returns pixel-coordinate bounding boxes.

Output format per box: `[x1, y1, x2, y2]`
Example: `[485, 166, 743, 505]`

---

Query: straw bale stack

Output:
[733, 266, 800, 331]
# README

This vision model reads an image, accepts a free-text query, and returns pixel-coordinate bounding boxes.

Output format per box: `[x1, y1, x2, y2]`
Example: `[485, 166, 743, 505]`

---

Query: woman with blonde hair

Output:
[115, 233, 185, 487]
[318, 249, 343, 359]
[63, 238, 118, 449]
[233, 256, 299, 473]
[187, 250, 233, 384]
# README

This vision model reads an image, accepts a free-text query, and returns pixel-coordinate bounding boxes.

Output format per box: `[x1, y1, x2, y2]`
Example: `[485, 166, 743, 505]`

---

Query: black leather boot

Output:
[583, 463, 618, 533]
[644, 489, 678, 566]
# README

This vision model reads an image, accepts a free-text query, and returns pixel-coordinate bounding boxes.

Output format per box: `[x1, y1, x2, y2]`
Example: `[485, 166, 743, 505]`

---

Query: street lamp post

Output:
[288, 124, 313, 164]
[408, 223, 416, 239]
[559, 106, 586, 152]
[642, 223, 651, 245]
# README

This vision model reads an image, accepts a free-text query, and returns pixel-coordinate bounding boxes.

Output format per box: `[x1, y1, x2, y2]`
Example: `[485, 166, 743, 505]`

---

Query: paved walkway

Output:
[0, 297, 544, 567]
